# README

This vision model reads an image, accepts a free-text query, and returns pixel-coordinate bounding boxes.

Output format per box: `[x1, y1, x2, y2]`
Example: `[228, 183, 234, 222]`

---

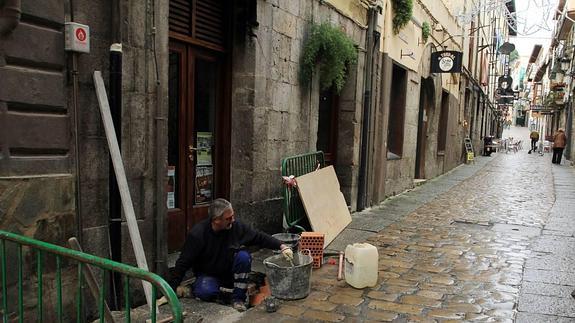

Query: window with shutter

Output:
[169, 0, 226, 50]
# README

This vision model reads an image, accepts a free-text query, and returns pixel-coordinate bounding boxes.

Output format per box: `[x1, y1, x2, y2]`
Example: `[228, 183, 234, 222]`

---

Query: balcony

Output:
[555, 0, 575, 40]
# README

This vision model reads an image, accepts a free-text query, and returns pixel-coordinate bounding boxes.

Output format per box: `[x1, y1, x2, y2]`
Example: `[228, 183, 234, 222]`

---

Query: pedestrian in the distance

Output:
[529, 129, 539, 154]
[552, 128, 567, 164]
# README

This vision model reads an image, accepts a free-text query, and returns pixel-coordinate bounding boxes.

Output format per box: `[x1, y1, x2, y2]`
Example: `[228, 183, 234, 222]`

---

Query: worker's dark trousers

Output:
[192, 250, 251, 303]
[232, 250, 251, 302]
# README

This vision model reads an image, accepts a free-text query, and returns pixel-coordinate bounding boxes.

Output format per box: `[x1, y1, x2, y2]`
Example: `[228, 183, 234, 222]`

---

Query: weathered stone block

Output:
[279, 0, 300, 16]
[230, 169, 254, 201]
[4, 22, 65, 67]
[80, 180, 110, 228]
[272, 8, 297, 38]
[21, 0, 64, 23]
[272, 82, 292, 112]
[267, 110, 289, 141]
[233, 198, 283, 234]
[0, 67, 64, 107]
[123, 93, 149, 175]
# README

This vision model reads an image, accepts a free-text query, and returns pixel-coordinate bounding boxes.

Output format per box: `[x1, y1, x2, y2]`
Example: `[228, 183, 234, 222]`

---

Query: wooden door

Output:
[317, 87, 339, 165]
[167, 42, 227, 251]
[415, 77, 433, 179]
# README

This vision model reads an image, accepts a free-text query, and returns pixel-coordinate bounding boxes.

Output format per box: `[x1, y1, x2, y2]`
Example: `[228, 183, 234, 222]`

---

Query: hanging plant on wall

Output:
[392, 0, 413, 34]
[300, 22, 358, 93]
[421, 21, 431, 43]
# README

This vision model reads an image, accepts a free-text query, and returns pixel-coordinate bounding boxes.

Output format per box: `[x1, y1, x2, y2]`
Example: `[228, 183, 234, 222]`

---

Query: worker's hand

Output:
[176, 285, 192, 298]
[280, 246, 294, 262]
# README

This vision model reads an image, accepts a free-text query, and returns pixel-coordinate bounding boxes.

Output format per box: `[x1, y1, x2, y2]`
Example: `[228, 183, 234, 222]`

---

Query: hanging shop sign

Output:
[431, 51, 463, 73]
[498, 76, 513, 90]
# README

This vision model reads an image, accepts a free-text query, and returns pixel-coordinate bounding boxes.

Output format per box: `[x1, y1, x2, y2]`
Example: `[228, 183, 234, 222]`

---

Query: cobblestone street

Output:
[234, 126, 575, 322]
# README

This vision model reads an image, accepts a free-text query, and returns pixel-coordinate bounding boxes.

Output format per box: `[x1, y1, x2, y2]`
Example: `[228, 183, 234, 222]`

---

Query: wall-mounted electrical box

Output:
[65, 22, 90, 53]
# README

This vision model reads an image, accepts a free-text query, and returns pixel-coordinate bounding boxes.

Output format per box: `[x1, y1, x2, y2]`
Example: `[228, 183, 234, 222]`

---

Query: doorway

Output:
[415, 77, 434, 179]
[167, 42, 229, 251]
[317, 87, 339, 165]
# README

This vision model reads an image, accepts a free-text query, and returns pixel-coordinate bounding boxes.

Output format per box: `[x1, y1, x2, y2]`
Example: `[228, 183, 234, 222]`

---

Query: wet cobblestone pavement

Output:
[180, 127, 575, 322]
[231, 127, 575, 322]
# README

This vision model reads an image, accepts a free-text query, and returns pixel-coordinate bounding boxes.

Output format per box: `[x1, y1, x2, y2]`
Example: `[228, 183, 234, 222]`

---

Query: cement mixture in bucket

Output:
[263, 251, 313, 300]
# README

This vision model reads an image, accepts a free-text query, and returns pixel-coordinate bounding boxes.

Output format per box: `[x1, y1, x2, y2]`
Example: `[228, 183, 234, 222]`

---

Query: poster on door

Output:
[196, 132, 212, 166]
[196, 165, 213, 203]
[166, 166, 176, 209]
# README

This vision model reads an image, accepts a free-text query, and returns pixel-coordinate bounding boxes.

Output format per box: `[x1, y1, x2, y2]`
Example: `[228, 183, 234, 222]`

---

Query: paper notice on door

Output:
[167, 166, 176, 209]
[197, 132, 212, 166]
[195, 165, 213, 204]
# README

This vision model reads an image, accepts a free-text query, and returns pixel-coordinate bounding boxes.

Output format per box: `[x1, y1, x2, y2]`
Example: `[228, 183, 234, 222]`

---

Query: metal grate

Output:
[280, 152, 325, 232]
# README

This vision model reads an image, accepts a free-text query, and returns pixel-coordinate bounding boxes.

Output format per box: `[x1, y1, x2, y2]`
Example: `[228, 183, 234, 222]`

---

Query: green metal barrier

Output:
[280, 151, 325, 232]
[0, 230, 182, 323]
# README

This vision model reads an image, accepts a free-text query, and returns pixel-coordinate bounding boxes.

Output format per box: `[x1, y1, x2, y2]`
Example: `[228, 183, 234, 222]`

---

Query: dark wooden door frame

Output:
[167, 41, 231, 250]
[167, 42, 188, 251]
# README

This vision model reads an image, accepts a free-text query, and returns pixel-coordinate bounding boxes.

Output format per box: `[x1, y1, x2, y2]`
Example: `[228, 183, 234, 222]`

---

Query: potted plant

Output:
[300, 23, 358, 93]
[421, 22, 431, 43]
[392, 0, 413, 34]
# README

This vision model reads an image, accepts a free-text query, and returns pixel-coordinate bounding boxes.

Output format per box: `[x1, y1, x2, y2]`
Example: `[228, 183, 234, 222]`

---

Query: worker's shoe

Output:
[232, 301, 247, 312]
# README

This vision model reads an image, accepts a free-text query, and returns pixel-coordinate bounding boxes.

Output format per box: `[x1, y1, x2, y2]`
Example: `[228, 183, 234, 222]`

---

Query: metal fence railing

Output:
[281, 151, 325, 232]
[0, 230, 182, 322]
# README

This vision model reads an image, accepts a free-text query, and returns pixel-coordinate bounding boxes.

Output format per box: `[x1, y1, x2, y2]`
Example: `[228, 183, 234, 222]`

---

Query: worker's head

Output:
[559, 128, 565, 132]
[209, 198, 235, 231]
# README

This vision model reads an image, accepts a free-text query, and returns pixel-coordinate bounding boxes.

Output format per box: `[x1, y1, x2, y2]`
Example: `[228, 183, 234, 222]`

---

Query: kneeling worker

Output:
[168, 198, 294, 311]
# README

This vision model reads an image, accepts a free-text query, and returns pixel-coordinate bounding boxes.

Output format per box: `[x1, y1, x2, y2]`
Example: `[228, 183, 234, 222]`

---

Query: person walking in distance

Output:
[529, 129, 539, 154]
[552, 128, 567, 164]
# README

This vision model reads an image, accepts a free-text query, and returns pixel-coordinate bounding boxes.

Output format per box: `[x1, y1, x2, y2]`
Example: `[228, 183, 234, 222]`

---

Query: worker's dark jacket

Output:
[168, 219, 281, 290]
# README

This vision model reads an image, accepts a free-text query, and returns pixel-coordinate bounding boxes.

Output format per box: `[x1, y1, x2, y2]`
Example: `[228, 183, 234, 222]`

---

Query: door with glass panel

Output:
[167, 42, 227, 251]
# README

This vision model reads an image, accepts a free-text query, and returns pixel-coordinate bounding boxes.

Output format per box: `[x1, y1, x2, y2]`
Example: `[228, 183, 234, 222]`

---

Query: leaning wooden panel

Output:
[296, 166, 352, 247]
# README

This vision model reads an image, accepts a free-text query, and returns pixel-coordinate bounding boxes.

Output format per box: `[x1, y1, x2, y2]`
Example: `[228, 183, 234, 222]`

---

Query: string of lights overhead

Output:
[455, 0, 558, 36]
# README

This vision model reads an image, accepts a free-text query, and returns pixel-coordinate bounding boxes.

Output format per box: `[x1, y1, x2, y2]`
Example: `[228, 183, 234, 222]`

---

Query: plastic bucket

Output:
[263, 251, 313, 300]
[272, 233, 300, 252]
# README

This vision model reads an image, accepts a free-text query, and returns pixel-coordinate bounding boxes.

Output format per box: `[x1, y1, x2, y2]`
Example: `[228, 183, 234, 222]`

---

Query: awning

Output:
[528, 45, 542, 64]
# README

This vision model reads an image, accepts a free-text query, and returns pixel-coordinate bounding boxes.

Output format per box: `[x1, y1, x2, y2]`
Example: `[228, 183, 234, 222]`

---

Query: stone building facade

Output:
[0, 0, 511, 316]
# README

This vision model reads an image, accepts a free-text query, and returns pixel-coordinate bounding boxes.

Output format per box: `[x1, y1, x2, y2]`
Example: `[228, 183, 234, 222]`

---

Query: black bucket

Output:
[272, 233, 300, 252]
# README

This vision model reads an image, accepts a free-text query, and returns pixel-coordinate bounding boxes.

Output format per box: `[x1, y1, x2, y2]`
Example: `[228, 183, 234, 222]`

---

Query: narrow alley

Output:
[234, 126, 575, 322]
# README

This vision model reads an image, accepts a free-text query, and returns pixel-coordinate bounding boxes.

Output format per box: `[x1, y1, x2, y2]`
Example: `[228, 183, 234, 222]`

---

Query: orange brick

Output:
[300, 232, 324, 268]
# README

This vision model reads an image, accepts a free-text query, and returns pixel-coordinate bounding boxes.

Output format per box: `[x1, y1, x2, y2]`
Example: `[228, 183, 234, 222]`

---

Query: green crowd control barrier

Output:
[281, 151, 325, 232]
[0, 230, 182, 323]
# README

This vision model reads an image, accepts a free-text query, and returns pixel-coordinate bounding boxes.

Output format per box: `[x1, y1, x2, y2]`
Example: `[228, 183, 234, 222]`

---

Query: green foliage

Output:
[392, 0, 413, 34]
[509, 49, 519, 62]
[300, 22, 358, 93]
[421, 22, 431, 43]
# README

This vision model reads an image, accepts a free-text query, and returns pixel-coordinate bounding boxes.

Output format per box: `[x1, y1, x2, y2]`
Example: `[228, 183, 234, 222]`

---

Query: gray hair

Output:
[209, 198, 233, 220]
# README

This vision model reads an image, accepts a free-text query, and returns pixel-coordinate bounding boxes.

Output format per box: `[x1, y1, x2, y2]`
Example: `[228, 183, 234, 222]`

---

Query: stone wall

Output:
[230, 0, 366, 231]
[74, 4, 169, 310]
[71, 0, 167, 272]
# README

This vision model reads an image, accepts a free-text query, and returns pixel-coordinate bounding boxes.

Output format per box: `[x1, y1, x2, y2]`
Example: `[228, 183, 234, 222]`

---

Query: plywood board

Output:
[296, 166, 352, 247]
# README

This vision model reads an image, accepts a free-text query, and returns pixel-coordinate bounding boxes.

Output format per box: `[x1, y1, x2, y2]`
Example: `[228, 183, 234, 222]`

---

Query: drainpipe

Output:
[108, 43, 123, 310]
[108, 0, 123, 309]
[0, 0, 21, 36]
[357, 7, 378, 211]
[150, 0, 168, 278]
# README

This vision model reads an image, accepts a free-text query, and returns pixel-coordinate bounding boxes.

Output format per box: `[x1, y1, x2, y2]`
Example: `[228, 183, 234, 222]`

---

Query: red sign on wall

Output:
[75, 28, 87, 42]
[65, 22, 90, 53]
